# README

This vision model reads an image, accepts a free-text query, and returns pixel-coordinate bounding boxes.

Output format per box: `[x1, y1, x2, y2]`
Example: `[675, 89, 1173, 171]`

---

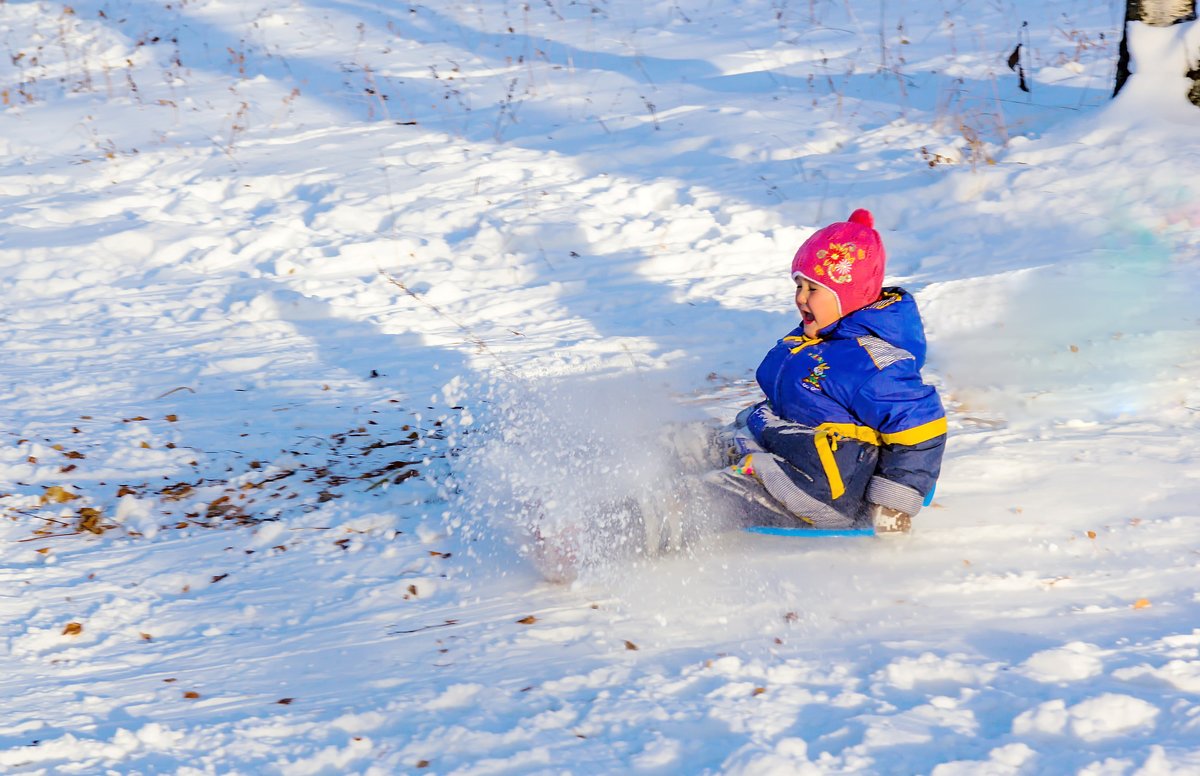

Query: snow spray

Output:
[445, 370, 736, 583]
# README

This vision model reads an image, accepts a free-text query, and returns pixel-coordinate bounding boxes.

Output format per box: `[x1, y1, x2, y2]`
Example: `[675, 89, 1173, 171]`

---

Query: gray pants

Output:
[672, 417, 857, 530]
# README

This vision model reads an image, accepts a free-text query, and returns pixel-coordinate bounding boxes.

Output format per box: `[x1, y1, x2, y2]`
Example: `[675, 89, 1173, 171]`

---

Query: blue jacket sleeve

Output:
[745, 402, 768, 445]
[746, 403, 812, 468]
[850, 366, 946, 510]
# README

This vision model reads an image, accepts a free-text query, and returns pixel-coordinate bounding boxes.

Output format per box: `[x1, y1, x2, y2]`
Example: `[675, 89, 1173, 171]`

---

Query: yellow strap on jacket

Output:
[783, 335, 821, 354]
[814, 417, 947, 499]
[814, 423, 881, 499]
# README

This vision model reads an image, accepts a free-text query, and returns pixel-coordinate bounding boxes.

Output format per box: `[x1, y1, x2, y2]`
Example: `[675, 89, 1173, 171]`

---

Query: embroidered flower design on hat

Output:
[811, 242, 866, 285]
[790, 209, 885, 317]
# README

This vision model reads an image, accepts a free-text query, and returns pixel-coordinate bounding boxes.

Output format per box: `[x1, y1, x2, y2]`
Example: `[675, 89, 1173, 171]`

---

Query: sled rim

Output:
[745, 525, 876, 537]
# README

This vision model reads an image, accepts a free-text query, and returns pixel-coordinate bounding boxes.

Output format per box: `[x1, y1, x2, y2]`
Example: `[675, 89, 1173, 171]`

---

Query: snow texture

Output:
[2, 0, 1200, 773]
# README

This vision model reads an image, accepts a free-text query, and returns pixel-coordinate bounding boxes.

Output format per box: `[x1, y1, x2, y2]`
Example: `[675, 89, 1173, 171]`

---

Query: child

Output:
[531, 209, 943, 578]
[715, 208, 946, 534]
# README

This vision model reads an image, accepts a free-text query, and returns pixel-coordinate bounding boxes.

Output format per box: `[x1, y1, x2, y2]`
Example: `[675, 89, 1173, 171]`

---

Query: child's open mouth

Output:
[801, 310, 815, 325]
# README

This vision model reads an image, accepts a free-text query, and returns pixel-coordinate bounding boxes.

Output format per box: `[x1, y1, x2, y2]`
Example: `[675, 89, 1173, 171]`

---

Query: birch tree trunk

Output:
[1114, 0, 1200, 107]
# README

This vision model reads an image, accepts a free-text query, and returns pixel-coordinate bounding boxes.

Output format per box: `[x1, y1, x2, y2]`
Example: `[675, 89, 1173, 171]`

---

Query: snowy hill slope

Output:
[2, 0, 1200, 773]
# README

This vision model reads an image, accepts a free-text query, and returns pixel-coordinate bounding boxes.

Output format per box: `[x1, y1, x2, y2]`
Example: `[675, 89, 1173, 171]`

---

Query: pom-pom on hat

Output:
[790, 208, 886, 317]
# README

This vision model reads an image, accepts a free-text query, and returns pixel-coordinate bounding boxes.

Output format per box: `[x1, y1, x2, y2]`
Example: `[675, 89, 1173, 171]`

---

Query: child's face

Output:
[794, 277, 840, 337]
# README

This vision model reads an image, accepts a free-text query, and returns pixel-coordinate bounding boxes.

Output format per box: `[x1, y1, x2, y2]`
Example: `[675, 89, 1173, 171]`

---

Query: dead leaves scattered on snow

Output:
[5, 408, 451, 544]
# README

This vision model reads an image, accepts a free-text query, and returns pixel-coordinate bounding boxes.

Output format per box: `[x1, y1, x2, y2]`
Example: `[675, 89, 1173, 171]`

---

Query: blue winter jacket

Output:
[747, 287, 946, 521]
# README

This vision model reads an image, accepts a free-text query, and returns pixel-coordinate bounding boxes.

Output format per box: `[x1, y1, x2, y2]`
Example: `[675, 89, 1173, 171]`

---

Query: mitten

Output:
[871, 504, 911, 535]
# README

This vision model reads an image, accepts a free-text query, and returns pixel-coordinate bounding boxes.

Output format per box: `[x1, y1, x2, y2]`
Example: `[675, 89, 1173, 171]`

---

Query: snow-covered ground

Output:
[3, 0, 1200, 773]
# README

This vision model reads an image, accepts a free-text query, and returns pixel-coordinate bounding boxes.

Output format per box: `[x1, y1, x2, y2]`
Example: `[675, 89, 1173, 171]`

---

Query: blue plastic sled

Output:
[745, 525, 875, 537]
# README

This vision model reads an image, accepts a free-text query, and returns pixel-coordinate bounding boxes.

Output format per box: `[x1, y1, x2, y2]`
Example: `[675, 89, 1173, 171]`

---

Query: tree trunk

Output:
[1114, 0, 1200, 107]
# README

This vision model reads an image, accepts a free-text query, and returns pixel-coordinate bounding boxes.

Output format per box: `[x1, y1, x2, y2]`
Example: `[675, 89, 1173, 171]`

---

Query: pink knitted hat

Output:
[790, 209, 885, 316]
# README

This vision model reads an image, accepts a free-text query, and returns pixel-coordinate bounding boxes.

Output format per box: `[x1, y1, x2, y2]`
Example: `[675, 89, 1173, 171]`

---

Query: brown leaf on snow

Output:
[416, 761, 430, 769]
[77, 508, 107, 535]
[359, 459, 418, 479]
[752, 687, 766, 696]
[1133, 598, 1152, 610]
[1086, 530, 1097, 540]
[165, 414, 178, 422]
[206, 496, 246, 522]
[161, 483, 194, 501]
[623, 640, 639, 651]
[62, 622, 83, 636]
[516, 615, 537, 625]
[141, 632, 153, 641]
[41, 486, 80, 504]
[183, 691, 200, 699]
[277, 697, 294, 705]
[63, 450, 86, 459]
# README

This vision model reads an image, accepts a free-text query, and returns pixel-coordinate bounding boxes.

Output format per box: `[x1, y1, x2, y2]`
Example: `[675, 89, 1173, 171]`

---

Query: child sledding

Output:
[529, 208, 947, 581]
[706, 208, 946, 535]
